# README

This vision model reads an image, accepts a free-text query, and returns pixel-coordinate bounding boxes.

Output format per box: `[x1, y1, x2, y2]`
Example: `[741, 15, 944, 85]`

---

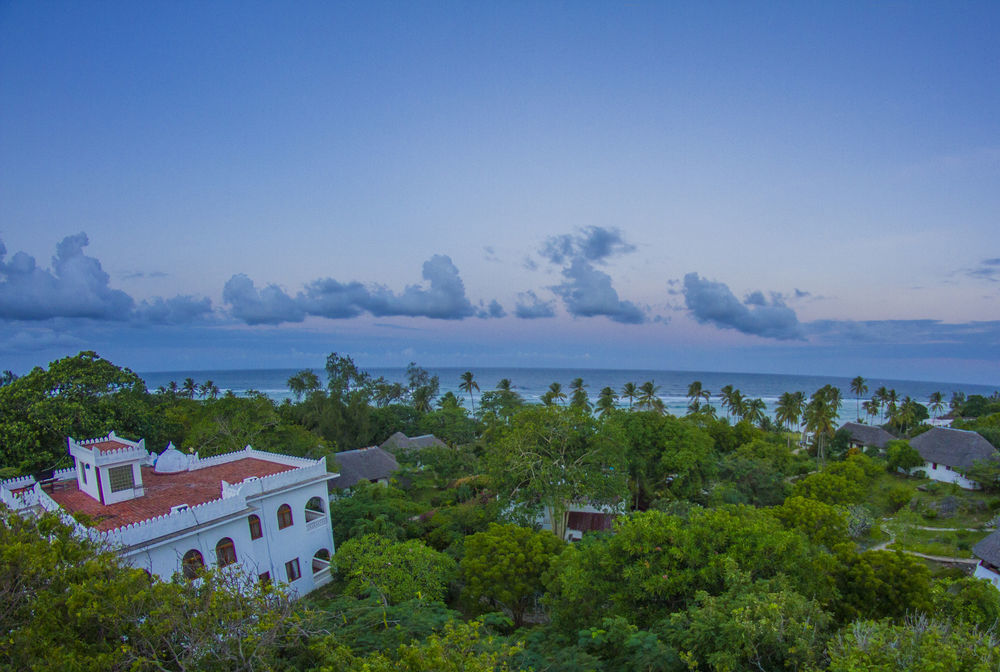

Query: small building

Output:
[838, 422, 895, 452]
[972, 530, 1000, 589]
[537, 502, 624, 542]
[327, 446, 399, 492]
[380, 432, 448, 453]
[909, 427, 998, 489]
[1, 431, 337, 597]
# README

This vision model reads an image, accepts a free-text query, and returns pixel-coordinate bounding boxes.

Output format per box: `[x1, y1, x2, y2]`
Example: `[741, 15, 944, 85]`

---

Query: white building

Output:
[909, 427, 997, 490]
[0, 431, 337, 596]
[973, 530, 1000, 589]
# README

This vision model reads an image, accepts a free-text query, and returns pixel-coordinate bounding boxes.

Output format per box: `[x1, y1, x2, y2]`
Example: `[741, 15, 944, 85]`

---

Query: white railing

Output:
[306, 517, 327, 532]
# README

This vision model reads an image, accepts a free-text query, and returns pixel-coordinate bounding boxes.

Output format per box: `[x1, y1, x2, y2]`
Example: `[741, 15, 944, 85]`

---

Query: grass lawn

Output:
[887, 526, 990, 559]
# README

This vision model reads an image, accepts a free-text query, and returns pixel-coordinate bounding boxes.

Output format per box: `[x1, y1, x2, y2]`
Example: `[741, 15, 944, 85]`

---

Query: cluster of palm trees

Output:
[159, 377, 220, 399]
[855, 380, 942, 432]
[618, 381, 664, 412]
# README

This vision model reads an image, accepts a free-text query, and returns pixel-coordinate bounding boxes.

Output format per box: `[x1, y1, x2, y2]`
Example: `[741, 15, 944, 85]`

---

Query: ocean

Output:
[139, 366, 999, 421]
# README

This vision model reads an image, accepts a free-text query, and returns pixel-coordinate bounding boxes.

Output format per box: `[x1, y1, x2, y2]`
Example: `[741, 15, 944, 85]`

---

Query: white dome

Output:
[154, 443, 191, 473]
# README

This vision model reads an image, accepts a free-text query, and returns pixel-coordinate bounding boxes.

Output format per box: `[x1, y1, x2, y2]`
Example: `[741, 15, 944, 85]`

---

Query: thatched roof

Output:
[327, 446, 399, 491]
[909, 427, 997, 471]
[379, 432, 448, 453]
[839, 422, 895, 450]
[973, 530, 1000, 567]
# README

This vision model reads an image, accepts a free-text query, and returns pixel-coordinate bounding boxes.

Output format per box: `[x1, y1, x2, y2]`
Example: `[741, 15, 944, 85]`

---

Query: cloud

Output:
[481, 299, 506, 319]
[364, 255, 477, 319]
[805, 318, 1000, 347]
[123, 270, 168, 280]
[540, 226, 635, 265]
[223, 274, 305, 325]
[682, 272, 803, 340]
[553, 258, 646, 324]
[515, 291, 556, 319]
[135, 296, 214, 325]
[226, 254, 496, 325]
[0, 233, 135, 321]
[483, 246, 499, 263]
[967, 258, 1000, 282]
[297, 278, 369, 319]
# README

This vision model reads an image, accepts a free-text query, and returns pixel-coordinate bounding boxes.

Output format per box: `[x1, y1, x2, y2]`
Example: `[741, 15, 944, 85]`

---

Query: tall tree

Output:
[928, 391, 944, 421]
[569, 377, 591, 412]
[288, 369, 321, 401]
[850, 376, 868, 422]
[621, 382, 638, 409]
[181, 377, 197, 399]
[719, 385, 735, 421]
[484, 406, 627, 540]
[596, 387, 618, 416]
[496, 378, 513, 392]
[804, 385, 839, 463]
[547, 381, 567, 406]
[637, 381, 661, 411]
[459, 371, 480, 416]
[687, 381, 704, 409]
[745, 398, 767, 428]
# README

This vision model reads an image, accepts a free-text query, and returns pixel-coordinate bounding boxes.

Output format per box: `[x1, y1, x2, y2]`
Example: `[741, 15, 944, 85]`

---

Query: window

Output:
[248, 514, 263, 540]
[277, 503, 293, 529]
[258, 571, 271, 586]
[182, 549, 204, 579]
[215, 537, 237, 567]
[304, 496, 325, 522]
[285, 558, 301, 582]
[108, 465, 135, 492]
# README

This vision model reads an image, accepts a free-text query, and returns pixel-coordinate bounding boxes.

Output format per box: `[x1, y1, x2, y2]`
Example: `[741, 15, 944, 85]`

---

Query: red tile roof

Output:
[86, 440, 132, 454]
[48, 458, 294, 531]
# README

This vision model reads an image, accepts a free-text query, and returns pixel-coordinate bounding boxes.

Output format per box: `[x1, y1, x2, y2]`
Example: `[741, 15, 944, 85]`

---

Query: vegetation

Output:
[4, 351, 1000, 670]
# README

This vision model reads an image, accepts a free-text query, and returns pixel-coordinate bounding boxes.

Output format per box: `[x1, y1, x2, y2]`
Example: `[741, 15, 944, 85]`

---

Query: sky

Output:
[1, 2, 998, 385]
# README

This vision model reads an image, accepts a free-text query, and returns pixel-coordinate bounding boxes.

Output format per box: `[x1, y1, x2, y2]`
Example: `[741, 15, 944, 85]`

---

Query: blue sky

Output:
[1, 2, 998, 384]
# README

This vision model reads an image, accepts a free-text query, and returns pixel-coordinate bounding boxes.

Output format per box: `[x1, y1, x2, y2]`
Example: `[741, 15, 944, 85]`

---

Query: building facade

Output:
[1, 432, 337, 596]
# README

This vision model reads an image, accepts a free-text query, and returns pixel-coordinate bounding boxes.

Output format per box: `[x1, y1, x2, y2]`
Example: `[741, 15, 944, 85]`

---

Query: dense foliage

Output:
[4, 353, 1000, 670]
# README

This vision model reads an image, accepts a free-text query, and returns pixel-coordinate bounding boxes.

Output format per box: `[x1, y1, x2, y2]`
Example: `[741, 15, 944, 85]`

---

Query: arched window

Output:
[182, 549, 204, 579]
[277, 503, 293, 529]
[304, 496, 325, 522]
[216, 537, 237, 567]
[248, 514, 263, 540]
[312, 548, 332, 576]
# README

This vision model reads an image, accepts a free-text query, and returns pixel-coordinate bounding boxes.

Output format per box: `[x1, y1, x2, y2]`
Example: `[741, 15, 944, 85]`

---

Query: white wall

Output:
[974, 563, 1000, 589]
[122, 477, 335, 597]
[921, 461, 981, 490]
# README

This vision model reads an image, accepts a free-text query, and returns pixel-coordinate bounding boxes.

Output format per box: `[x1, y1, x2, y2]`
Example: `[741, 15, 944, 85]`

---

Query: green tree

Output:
[929, 390, 945, 421]
[334, 534, 457, 605]
[663, 575, 832, 672]
[484, 406, 627, 540]
[546, 381, 567, 406]
[595, 386, 618, 416]
[621, 382, 638, 409]
[826, 616, 1000, 671]
[850, 375, 868, 422]
[569, 377, 591, 412]
[459, 371, 480, 416]
[0, 351, 165, 473]
[886, 439, 924, 473]
[775, 495, 850, 548]
[831, 548, 933, 622]
[461, 523, 566, 627]
[636, 381, 660, 411]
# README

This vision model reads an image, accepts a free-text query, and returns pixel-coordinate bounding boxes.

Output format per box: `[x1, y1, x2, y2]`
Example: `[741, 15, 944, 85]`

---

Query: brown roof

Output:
[974, 530, 1000, 567]
[839, 422, 895, 450]
[89, 440, 132, 454]
[910, 427, 997, 471]
[48, 458, 293, 531]
[328, 447, 399, 490]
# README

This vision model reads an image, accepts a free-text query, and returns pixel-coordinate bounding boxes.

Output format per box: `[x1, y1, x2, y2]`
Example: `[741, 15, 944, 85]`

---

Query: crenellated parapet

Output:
[100, 494, 250, 549]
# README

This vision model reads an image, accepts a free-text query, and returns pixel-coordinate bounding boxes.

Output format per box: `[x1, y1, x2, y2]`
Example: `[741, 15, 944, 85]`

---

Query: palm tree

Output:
[850, 376, 868, 422]
[774, 392, 800, 431]
[862, 398, 879, 425]
[719, 385, 736, 421]
[596, 387, 618, 415]
[729, 390, 748, 422]
[745, 398, 767, 427]
[182, 377, 197, 399]
[412, 386, 433, 413]
[874, 386, 889, 424]
[621, 382, 638, 409]
[569, 377, 591, 412]
[928, 391, 944, 421]
[548, 381, 567, 406]
[637, 381, 660, 411]
[804, 386, 837, 464]
[459, 371, 480, 415]
[497, 378, 513, 392]
[687, 381, 704, 408]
